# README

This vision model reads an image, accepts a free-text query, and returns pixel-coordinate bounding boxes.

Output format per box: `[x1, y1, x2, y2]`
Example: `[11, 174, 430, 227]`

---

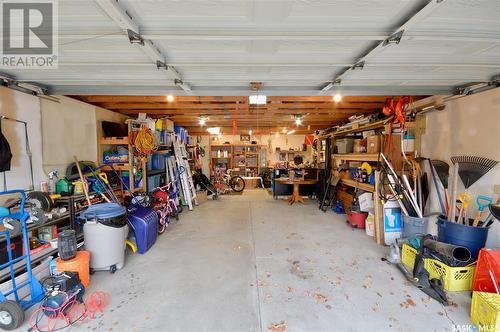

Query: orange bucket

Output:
[56, 250, 90, 288]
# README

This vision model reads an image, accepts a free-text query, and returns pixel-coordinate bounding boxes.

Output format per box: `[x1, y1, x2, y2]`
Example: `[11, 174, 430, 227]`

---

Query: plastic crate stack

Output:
[470, 249, 500, 332]
[401, 243, 475, 292]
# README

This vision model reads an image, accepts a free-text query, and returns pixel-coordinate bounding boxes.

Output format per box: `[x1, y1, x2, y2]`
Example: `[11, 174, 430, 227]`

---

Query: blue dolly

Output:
[0, 190, 45, 330]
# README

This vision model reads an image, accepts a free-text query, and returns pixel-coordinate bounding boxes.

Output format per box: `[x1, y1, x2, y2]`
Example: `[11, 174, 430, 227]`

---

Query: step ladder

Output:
[172, 137, 197, 210]
[165, 156, 180, 206]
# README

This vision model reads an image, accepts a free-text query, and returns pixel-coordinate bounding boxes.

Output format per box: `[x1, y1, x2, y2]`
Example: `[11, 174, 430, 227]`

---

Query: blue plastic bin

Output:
[437, 215, 488, 259]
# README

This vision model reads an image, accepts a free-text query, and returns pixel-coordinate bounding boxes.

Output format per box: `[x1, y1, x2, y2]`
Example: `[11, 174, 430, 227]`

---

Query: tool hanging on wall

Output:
[0, 116, 34, 191]
[382, 96, 411, 130]
[129, 126, 158, 159]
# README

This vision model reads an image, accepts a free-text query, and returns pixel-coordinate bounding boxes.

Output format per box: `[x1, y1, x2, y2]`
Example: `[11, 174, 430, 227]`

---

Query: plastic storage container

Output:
[335, 138, 354, 154]
[402, 215, 429, 238]
[437, 215, 489, 258]
[365, 213, 375, 237]
[349, 211, 368, 229]
[471, 292, 500, 332]
[472, 249, 500, 293]
[127, 204, 158, 254]
[384, 200, 402, 245]
[80, 203, 129, 272]
[401, 243, 475, 292]
[56, 250, 90, 288]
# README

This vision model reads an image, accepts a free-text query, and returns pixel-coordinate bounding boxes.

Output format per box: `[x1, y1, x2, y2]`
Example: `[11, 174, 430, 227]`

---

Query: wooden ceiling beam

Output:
[77, 96, 248, 103]
[105, 102, 381, 110]
[115, 108, 377, 116]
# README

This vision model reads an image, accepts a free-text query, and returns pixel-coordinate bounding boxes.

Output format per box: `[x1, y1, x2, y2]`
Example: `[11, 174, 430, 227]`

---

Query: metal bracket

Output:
[156, 60, 167, 70]
[351, 61, 365, 70]
[489, 74, 500, 87]
[383, 30, 404, 46]
[127, 29, 144, 45]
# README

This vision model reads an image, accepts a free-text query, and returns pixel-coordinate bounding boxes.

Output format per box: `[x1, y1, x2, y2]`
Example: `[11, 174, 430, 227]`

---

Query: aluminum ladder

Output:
[172, 137, 197, 210]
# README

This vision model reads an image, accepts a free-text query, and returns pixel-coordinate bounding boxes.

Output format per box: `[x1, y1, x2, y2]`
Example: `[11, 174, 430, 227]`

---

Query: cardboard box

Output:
[367, 135, 381, 154]
[353, 139, 367, 153]
[164, 119, 174, 132]
[196, 190, 208, 203]
[102, 153, 129, 164]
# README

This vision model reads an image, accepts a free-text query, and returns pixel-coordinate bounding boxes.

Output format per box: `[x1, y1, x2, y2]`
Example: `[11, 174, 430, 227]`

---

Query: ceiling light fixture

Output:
[293, 115, 303, 126]
[248, 129, 253, 135]
[333, 93, 342, 103]
[207, 127, 220, 135]
[249, 95, 267, 105]
[166, 95, 175, 102]
[286, 130, 296, 135]
[198, 116, 208, 126]
[275, 132, 279, 138]
[282, 128, 287, 134]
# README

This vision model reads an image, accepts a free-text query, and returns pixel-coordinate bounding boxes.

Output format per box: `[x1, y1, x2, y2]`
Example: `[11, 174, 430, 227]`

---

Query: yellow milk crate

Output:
[401, 242, 418, 270]
[401, 243, 475, 292]
[471, 292, 500, 332]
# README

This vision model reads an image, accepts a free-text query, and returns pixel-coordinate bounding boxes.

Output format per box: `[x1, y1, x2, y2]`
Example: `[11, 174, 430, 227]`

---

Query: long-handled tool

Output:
[451, 156, 498, 189]
[431, 160, 450, 214]
[472, 195, 493, 227]
[447, 163, 459, 222]
[73, 155, 91, 206]
[457, 192, 472, 224]
[428, 160, 446, 215]
[481, 199, 499, 228]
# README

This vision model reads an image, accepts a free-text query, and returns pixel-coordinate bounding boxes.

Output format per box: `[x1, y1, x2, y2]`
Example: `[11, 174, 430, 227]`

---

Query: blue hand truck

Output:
[0, 190, 45, 330]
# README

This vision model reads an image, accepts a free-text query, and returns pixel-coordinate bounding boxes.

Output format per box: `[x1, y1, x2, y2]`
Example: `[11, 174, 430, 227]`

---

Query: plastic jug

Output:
[56, 178, 73, 195]
[383, 200, 402, 245]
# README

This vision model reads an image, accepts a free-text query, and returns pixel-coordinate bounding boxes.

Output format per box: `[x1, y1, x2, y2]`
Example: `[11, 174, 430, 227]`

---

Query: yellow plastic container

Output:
[401, 243, 475, 292]
[471, 292, 500, 332]
[401, 242, 418, 270]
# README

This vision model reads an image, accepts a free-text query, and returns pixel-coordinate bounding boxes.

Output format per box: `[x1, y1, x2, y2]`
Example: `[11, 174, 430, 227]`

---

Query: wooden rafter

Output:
[72, 95, 422, 135]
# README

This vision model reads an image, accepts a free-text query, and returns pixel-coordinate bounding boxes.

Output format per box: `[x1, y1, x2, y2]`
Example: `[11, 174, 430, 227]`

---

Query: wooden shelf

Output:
[100, 164, 131, 171]
[332, 153, 379, 162]
[100, 137, 129, 145]
[340, 178, 375, 192]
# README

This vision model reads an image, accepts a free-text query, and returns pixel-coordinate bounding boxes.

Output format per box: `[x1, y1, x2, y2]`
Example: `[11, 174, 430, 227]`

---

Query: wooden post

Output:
[374, 170, 385, 245]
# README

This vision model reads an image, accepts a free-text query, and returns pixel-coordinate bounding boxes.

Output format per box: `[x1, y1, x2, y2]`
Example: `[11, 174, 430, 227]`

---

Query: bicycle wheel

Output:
[169, 200, 180, 220]
[230, 176, 245, 192]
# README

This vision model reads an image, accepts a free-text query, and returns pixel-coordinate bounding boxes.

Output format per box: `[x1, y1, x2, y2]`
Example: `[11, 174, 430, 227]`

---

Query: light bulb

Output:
[295, 118, 302, 126]
[166, 95, 175, 102]
[248, 129, 253, 135]
[275, 132, 279, 138]
[199, 117, 207, 126]
[282, 128, 287, 134]
[333, 93, 342, 103]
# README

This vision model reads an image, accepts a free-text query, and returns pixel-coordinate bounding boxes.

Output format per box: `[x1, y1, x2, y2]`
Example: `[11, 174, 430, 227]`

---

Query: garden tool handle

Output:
[458, 193, 472, 224]
[473, 195, 494, 227]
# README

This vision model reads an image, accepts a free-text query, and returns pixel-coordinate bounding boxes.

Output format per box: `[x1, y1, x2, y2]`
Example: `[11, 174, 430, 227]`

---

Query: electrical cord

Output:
[129, 127, 158, 158]
[28, 291, 110, 332]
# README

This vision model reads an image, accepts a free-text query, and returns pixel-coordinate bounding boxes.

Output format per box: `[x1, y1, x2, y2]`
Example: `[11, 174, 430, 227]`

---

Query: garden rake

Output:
[450, 156, 498, 189]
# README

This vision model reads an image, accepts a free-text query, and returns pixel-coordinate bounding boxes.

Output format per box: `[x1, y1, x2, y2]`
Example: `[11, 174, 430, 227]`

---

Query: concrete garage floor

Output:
[26, 189, 474, 332]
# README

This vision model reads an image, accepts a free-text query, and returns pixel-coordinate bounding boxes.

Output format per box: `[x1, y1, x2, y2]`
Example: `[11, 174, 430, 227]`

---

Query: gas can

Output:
[383, 200, 402, 245]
